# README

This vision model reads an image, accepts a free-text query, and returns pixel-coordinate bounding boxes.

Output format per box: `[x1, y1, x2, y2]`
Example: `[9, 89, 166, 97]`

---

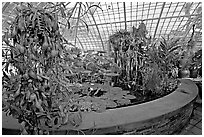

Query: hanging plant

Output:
[2, 3, 86, 135]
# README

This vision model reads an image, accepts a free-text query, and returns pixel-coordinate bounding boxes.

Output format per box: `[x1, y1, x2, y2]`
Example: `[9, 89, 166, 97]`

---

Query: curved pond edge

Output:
[2, 79, 198, 135]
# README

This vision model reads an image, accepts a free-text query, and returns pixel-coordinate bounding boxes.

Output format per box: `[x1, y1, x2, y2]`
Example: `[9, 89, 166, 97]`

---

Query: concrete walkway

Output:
[178, 97, 202, 135]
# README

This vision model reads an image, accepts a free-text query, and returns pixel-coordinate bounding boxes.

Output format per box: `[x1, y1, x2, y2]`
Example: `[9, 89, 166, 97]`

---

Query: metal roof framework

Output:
[2, 2, 202, 51]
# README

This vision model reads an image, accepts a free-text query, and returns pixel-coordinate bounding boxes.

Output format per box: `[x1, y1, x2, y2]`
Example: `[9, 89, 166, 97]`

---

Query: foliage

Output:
[178, 24, 197, 72]
[191, 49, 202, 70]
[2, 3, 90, 135]
[189, 49, 202, 77]
[67, 83, 136, 113]
[58, 48, 121, 84]
[108, 23, 179, 95]
[2, 3, 183, 135]
[143, 37, 181, 93]
[2, 3, 129, 135]
[108, 23, 151, 91]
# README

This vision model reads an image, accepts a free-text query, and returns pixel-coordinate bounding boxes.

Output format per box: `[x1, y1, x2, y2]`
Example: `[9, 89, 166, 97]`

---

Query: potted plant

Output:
[177, 24, 197, 78]
[189, 49, 202, 78]
[188, 49, 202, 98]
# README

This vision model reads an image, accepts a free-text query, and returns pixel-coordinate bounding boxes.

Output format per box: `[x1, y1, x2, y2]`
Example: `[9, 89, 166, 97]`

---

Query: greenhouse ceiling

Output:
[2, 2, 202, 51]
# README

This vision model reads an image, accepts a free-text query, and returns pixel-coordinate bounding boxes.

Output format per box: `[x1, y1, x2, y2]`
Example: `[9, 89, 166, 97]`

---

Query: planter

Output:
[190, 69, 198, 78]
[2, 79, 198, 135]
[178, 69, 190, 78]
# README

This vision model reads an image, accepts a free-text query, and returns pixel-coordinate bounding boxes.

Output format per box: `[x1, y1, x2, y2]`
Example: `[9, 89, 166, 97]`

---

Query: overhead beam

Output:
[90, 14, 105, 50]
[153, 2, 166, 38]
[76, 13, 200, 28]
[123, 2, 127, 30]
[76, 36, 84, 51]
[86, 2, 105, 51]
[90, 2, 100, 15]
[74, 2, 81, 46]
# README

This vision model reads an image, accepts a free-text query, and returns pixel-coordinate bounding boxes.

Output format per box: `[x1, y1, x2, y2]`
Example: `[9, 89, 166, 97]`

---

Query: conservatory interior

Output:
[2, 2, 202, 135]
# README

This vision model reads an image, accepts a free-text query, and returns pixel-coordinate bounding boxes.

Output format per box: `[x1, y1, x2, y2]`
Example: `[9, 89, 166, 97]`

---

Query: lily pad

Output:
[103, 70, 112, 73]
[123, 94, 136, 99]
[99, 95, 109, 99]
[66, 73, 76, 77]
[110, 90, 128, 96]
[116, 99, 131, 106]
[104, 73, 119, 77]
[92, 102, 106, 113]
[81, 70, 92, 74]
[98, 84, 111, 91]
[111, 87, 123, 92]
[89, 83, 102, 90]
[109, 94, 124, 101]
[105, 100, 117, 108]
[90, 97, 103, 103]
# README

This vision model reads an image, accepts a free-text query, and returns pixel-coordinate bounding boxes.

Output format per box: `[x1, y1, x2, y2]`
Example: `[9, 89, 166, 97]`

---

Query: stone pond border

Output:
[2, 79, 198, 135]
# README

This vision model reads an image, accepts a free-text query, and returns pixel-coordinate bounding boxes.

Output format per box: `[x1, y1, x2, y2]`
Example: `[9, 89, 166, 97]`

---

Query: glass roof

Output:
[2, 2, 202, 51]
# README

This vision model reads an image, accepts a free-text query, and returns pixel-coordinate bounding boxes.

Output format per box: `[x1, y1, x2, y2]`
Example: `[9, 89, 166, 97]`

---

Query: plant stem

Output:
[75, 2, 81, 46]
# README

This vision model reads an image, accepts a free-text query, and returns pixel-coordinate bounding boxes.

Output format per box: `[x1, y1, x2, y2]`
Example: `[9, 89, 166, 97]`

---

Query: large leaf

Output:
[109, 94, 124, 101]
[97, 83, 111, 91]
[116, 99, 131, 106]
[104, 99, 117, 108]
[104, 73, 119, 77]
[160, 41, 167, 52]
[123, 94, 136, 99]
[168, 45, 181, 53]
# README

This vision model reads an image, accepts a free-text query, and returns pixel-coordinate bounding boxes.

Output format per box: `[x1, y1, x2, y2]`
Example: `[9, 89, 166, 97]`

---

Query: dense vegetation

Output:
[2, 3, 199, 135]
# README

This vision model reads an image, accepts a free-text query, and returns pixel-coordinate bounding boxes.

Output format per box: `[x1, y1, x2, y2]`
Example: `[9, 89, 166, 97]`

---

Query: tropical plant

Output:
[1, 3, 91, 135]
[108, 23, 151, 91]
[108, 22, 181, 97]
[2, 2, 187, 135]
[178, 24, 197, 75]
[168, 3, 201, 77]
[1, 3, 132, 134]
[189, 49, 202, 78]
[143, 36, 181, 94]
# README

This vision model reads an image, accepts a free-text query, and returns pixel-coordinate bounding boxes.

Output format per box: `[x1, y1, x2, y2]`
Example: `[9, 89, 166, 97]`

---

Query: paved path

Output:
[178, 97, 202, 135]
